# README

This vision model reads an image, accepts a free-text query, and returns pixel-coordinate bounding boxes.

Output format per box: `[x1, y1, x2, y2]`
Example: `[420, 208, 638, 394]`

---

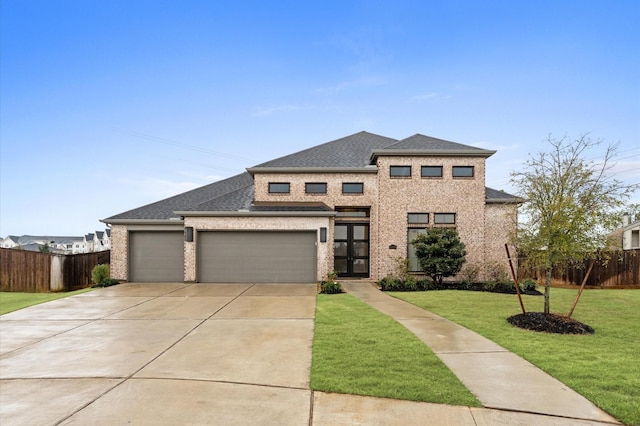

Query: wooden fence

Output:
[518, 249, 640, 287]
[0, 248, 110, 292]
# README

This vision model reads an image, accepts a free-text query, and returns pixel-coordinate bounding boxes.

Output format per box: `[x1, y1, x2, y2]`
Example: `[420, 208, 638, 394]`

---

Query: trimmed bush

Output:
[91, 264, 110, 285]
[320, 281, 343, 294]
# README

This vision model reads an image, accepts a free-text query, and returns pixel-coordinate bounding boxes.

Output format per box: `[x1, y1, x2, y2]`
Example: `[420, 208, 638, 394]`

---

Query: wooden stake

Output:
[505, 243, 526, 315]
[567, 259, 595, 318]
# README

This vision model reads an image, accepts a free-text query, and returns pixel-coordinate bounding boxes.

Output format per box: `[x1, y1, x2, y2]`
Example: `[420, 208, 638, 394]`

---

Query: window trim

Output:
[268, 182, 291, 194]
[342, 182, 364, 194]
[390, 165, 412, 178]
[305, 182, 327, 194]
[421, 165, 443, 178]
[434, 213, 456, 224]
[407, 213, 429, 224]
[452, 166, 474, 178]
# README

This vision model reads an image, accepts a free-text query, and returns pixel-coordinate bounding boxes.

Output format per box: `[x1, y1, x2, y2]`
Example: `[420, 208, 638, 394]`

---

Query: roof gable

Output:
[103, 172, 254, 221]
[250, 131, 397, 169]
[372, 134, 496, 159]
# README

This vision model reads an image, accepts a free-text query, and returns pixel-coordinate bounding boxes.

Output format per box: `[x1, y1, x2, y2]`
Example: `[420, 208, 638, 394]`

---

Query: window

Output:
[421, 166, 443, 177]
[632, 230, 640, 248]
[434, 213, 456, 224]
[408, 213, 429, 224]
[452, 166, 474, 177]
[268, 182, 290, 193]
[335, 207, 370, 217]
[407, 228, 427, 272]
[390, 166, 412, 177]
[342, 183, 364, 194]
[305, 182, 327, 194]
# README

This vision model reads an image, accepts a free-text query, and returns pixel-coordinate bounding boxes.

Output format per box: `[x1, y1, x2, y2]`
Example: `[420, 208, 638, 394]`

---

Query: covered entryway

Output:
[129, 231, 184, 282]
[198, 231, 317, 283]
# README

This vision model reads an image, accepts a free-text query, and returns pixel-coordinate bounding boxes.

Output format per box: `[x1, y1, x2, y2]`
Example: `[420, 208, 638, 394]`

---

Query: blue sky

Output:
[1, 0, 639, 236]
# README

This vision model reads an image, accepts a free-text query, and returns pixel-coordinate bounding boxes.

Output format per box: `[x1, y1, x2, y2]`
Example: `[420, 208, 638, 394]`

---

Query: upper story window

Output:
[434, 213, 456, 224]
[305, 182, 327, 194]
[408, 213, 429, 224]
[421, 166, 443, 178]
[342, 182, 364, 194]
[452, 166, 474, 178]
[390, 165, 412, 177]
[268, 182, 290, 193]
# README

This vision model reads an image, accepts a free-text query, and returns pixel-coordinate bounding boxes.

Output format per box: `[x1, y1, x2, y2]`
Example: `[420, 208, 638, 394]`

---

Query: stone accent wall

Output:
[375, 156, 488, 281]
[109, 225, 128, 281]
[184, 216, 332, 282]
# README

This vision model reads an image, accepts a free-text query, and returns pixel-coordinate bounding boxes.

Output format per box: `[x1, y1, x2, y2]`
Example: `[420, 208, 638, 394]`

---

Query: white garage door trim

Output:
[129, 231, 184, 282]
[198, 231, 317, 283]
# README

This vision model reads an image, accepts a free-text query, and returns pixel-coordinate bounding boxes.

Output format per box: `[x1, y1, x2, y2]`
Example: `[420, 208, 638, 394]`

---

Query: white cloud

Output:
[114, 177, 203, 199]
[412, 92, 451, 101]
[250, 104, 309, 117]
[314, 76, 385, 95]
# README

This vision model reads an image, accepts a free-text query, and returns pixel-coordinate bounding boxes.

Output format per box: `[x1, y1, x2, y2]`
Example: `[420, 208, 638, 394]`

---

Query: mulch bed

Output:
[507, 312, 594, 334]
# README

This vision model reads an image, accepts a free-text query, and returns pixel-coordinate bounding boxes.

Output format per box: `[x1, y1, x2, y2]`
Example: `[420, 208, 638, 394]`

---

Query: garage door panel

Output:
[198, 231, 316, 283]
[130, 231, 184, 282]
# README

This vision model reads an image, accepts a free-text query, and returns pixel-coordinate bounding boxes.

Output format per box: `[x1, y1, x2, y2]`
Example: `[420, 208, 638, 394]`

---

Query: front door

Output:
[334, 223, 369, 277]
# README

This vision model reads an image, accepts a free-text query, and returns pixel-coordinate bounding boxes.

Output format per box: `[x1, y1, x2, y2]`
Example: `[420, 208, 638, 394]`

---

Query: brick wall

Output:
[109, 225, 128, 281]
[184, 216, 331, 282]
[375, 156, 488, 281]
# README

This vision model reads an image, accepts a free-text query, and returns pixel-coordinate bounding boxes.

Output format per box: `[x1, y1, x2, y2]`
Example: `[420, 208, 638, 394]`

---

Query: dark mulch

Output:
[507, 312, 594, 334]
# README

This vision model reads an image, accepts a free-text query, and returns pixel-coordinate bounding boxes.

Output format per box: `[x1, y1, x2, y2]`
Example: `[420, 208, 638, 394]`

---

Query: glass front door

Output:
[334, 223, 369, 277]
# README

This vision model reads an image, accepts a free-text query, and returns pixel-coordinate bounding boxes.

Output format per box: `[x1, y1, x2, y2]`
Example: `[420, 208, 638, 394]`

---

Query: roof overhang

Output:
[100, 218, 184, 225]
[246, 166, 378, 175]
[370, 149, 496, 163]
[175, 210, 337, 218]
[486, 197, 525, 204]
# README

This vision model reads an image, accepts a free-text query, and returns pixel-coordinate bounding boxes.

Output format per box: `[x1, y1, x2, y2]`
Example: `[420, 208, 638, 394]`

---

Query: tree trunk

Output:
[544, 268, 551, 314]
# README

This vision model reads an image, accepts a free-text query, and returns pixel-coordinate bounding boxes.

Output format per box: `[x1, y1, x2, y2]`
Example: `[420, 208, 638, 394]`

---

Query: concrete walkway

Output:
[1, 282, 621, 425]
[341, 281, 620, 425]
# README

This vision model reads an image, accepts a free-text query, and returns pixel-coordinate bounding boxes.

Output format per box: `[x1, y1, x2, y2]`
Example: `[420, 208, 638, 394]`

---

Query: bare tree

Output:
[511, 134, 636, 314]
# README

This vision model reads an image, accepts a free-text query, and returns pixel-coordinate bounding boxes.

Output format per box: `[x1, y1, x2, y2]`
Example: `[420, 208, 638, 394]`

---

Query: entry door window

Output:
[334, 224, 369, 277]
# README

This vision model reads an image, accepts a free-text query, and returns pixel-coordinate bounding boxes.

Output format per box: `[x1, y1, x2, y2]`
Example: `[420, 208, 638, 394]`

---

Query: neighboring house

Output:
[103, 131, 521, 284]
[1, 234, 108, 254]
[609, 213, 640, 250]
[84, 233, 95, 253]
[1, 236, 20, 249]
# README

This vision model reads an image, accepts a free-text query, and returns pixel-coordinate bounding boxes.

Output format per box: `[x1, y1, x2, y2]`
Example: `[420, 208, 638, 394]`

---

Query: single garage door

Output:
[129, 231, 184, 282]
[198, 231, 317, 283]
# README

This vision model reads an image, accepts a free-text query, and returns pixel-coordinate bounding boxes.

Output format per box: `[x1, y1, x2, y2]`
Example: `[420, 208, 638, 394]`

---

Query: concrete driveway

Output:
[1, 283, 316, 425]
[1, 283, 619, 425]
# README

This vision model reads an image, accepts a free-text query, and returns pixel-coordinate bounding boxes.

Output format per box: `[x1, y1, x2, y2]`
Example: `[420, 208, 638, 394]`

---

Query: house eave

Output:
[246, 166, 378, 175]
[175, 210, 337, 218]
[100, 218, 184, 225]
[486, 198, 525, 204]
[370, 149, 496, 162]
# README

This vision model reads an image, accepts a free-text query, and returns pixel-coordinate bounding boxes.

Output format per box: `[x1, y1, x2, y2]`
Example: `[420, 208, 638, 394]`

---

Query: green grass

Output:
[392, 289, 640, 426]
[0, 289, 93, 315]
[311, 293, 480, 406]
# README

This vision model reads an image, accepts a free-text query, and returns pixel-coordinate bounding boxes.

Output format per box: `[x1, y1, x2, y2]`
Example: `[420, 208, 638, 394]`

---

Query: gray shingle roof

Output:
[104, 132, 518, 221]
[103, 172, 254, 221]
[485, 187, 522, 203]
[252, 131, 398, 168]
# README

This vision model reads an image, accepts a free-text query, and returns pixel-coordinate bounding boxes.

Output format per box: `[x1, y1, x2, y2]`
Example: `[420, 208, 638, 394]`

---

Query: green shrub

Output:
[519, 278, 538, 293]
[91, 264, 110, 285]
[320, 281, 343, 294]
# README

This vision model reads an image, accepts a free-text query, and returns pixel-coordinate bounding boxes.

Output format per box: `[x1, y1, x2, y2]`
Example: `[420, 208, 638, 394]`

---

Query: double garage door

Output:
[128, 230, 317, 283]
[198, 231, 317, 283]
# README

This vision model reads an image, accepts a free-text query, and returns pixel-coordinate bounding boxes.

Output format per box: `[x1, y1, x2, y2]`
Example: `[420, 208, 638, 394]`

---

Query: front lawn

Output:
[311, 293, 480, 406]
[0, 289, 93, 315]
[392, 289, 640, 426]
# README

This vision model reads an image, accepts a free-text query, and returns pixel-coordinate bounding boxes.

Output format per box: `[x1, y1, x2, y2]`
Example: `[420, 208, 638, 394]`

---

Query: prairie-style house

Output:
[103, 131, 520, 283]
